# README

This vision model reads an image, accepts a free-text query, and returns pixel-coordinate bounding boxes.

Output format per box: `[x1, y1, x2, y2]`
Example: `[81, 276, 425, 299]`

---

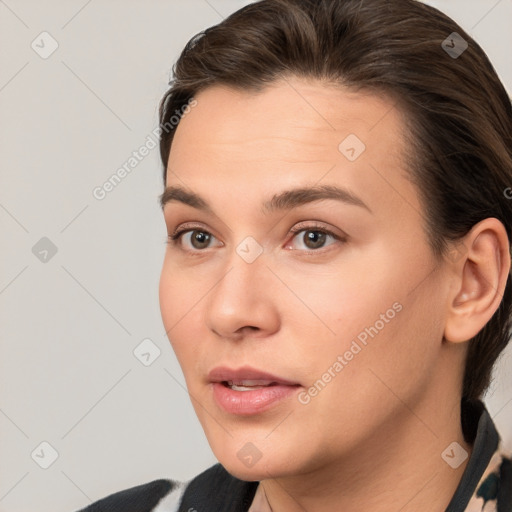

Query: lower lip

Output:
[211, 382, 300, 415]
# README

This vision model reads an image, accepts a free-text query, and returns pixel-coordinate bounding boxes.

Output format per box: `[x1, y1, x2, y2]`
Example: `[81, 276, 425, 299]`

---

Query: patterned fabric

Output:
[464, 446, 511, 512]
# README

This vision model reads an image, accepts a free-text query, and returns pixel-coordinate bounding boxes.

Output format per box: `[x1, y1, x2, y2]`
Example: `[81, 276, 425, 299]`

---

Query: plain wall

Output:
[0, 1, 511, 511]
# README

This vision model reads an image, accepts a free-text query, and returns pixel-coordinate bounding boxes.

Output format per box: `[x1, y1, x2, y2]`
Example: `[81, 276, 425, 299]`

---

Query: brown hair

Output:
[158, 0, 512, 402]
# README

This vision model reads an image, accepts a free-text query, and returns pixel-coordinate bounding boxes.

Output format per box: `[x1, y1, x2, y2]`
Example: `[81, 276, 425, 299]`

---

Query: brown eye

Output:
[303, 230, 327, 249]
[167, 224, 224, 253]
[186, 230, 212, 250]
[288, 227, 338, 251]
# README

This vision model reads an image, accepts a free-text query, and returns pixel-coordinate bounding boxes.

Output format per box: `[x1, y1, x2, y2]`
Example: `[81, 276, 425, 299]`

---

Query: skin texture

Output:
[159, 77, 510, 512]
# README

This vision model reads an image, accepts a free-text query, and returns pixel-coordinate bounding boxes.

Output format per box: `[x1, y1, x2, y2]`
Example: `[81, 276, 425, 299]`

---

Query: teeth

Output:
[227, 380, 275, 386]
[230, 384, 267, 391]
[225, 380, 276, 391]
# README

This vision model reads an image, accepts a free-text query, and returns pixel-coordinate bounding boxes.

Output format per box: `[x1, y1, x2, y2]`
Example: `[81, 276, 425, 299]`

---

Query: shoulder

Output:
[74, 464, 258, 512]
[178, 463, 258, 511]
[75, 478, 186, 512]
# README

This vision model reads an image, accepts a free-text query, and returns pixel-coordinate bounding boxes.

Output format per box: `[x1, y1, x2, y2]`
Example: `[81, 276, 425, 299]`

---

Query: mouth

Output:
[208, 365, 300, 387]
[208, 366, 301, 415]
[222, 380, 281, 391]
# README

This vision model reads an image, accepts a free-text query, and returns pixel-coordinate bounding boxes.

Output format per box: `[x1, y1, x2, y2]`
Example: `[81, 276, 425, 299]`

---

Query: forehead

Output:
[166, 77, 422, 218]
[170, 77, 405, 159]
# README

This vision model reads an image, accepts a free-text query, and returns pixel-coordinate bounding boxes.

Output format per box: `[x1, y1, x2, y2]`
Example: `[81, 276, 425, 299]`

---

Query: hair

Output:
[158, 0, 512, 404]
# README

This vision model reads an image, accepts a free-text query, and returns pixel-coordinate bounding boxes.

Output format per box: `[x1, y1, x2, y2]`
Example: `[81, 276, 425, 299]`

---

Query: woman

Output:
[78, 0, 512, 510]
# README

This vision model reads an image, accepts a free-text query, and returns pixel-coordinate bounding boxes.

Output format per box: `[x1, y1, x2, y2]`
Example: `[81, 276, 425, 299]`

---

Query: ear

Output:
[444, 218, 511, 343]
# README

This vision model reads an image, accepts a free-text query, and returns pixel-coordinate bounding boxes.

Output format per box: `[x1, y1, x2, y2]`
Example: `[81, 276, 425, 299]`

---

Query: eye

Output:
[167, 223, 345, 253]
[168, 226, 222, 251]
[287, 224, 344, 251]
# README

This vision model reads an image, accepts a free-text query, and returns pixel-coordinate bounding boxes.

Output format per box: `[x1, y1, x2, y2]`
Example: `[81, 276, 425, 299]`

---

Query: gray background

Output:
[0, 1, 511, 511]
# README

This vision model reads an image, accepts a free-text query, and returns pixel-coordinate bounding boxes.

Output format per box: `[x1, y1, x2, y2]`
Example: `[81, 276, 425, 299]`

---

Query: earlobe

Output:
[444, 218, 510, 344]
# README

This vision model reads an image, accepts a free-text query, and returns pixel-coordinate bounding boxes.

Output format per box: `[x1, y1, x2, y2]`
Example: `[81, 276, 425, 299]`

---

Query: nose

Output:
[205, 249, 280, 340]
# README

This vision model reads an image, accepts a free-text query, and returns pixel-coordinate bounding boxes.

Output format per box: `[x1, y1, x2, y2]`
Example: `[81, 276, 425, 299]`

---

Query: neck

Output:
[256, 396, 473, 512]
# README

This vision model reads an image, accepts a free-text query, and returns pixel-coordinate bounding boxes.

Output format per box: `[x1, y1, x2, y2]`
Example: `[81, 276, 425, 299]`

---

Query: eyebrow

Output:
[159, 184, 371, 214]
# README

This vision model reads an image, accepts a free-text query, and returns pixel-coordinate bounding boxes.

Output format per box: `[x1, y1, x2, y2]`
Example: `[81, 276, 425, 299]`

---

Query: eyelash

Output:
[166, 222, 345, 254]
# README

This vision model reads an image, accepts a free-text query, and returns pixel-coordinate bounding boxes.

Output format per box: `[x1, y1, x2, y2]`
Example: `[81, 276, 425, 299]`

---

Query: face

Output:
[159, 78, 453, 480]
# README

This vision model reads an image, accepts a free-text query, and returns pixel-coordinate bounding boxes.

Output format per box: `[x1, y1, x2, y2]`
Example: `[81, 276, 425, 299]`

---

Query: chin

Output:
[214, 441, 301, 482]
[220, 457, 280, 482]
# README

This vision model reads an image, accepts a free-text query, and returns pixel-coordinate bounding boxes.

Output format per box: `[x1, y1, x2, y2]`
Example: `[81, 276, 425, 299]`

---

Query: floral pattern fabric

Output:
[464, 445, 511, 512]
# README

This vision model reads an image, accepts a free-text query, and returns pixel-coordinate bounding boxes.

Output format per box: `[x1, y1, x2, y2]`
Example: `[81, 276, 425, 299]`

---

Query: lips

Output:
[208, 365, 301, 415]
[208, 365, 300, 387]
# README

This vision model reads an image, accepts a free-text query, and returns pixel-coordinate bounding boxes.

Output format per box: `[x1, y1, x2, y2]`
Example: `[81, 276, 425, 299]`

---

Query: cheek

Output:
[159, 265, 179, 333]
[159, 263, 202, 362]
[285, 249, 439, 397]
[277, 256, 402, 353]
[269, 267, 399, 412]
[159, 259, 207, 328]
[327, 278, 445, 412]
